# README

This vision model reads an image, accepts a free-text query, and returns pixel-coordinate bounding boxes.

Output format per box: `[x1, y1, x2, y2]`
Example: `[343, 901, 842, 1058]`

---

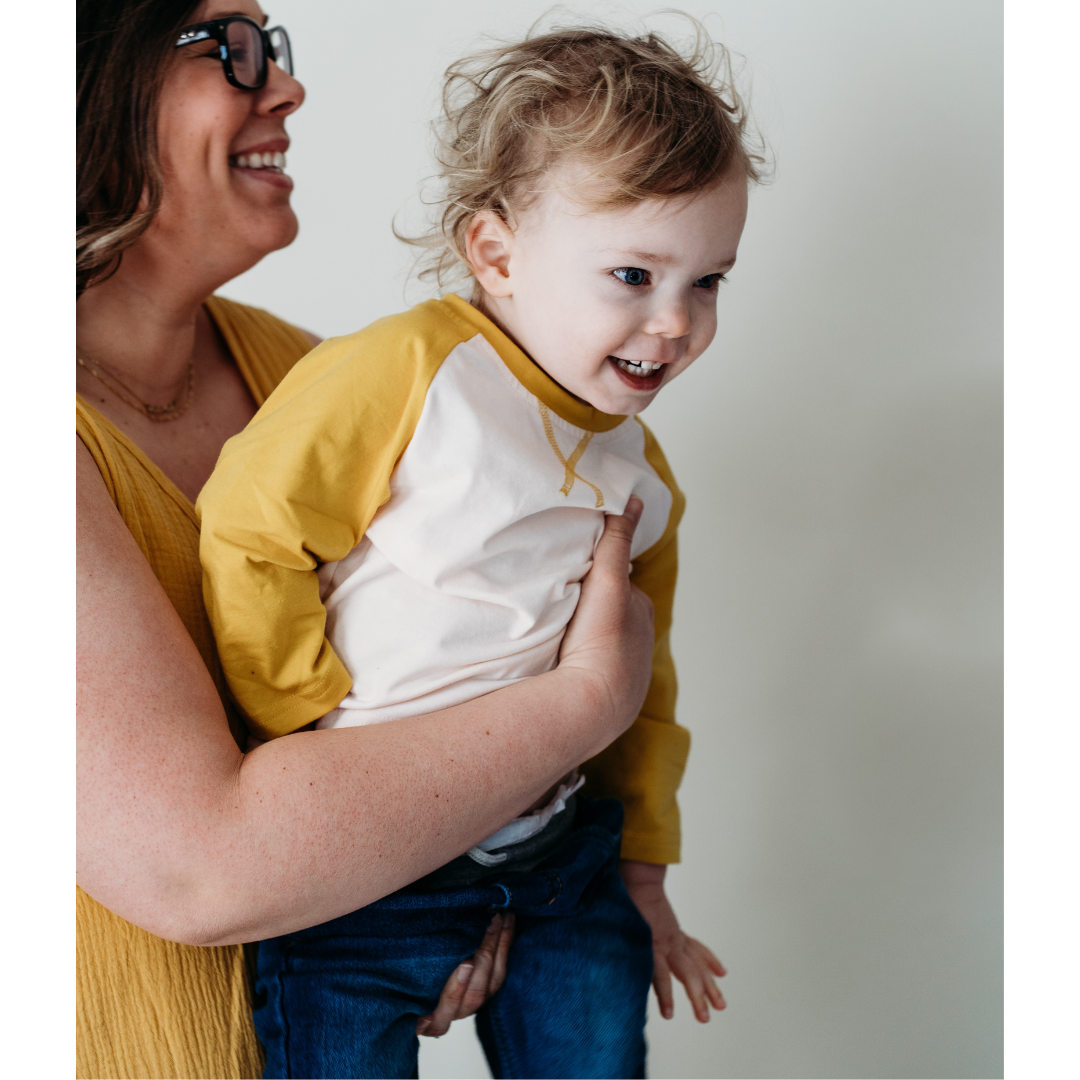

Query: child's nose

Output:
[643, 298, 691, 340]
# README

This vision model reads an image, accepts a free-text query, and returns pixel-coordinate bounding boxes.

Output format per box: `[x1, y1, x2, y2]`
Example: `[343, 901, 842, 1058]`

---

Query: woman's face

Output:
[150, 0, 305, 280]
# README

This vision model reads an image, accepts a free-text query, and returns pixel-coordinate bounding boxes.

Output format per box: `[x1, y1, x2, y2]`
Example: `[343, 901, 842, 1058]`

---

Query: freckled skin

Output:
[77, 0, 662, 1031]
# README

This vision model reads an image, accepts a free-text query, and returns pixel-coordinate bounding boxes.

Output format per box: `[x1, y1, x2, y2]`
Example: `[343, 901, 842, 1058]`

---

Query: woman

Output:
[76, 1, 655, 1077]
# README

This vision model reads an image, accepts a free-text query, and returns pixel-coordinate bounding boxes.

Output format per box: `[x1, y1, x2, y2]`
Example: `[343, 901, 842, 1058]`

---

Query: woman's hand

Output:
[78, 442, 657, 945]
[416, 913, 515, 1037]
[414, 505, 651, 1037]
[558, 497, 655, 738]
[619, 860, 727, 1022]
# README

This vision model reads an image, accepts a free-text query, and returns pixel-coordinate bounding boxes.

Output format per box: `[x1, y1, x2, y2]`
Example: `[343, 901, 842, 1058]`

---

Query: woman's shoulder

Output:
[205, 295, 318, 406]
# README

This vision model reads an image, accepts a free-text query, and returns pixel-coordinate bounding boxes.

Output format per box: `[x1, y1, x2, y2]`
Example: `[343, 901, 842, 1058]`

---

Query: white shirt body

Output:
[316, 332, 673, 729]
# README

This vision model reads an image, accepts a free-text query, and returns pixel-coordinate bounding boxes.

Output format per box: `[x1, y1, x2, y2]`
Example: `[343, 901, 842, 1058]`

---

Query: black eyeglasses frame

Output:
[174, 16, 293, 91]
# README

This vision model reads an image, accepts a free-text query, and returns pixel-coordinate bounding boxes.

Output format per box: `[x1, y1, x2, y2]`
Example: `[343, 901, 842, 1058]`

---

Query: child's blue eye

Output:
[613, 267, 649, 286]
[694, 274, 726, 289]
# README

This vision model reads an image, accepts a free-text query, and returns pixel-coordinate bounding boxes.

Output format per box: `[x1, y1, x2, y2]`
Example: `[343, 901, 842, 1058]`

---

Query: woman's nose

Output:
[259, 61, 305, 116]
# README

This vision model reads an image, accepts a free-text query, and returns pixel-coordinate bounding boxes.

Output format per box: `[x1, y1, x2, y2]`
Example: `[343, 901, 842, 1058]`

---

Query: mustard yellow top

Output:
[199, 295, 691, 863]
[76, 295, 312, 1080]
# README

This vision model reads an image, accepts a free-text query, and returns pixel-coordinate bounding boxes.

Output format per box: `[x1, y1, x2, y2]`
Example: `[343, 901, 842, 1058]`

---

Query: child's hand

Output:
[619, 860, 727, 1022]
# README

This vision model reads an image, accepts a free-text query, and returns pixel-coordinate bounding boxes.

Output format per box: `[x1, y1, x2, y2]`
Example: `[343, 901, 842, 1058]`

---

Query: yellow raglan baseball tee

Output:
[198, 294, 690, 863]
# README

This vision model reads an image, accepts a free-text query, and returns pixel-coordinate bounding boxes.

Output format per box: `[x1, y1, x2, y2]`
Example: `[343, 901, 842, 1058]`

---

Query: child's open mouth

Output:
[608, 356, 668, 391]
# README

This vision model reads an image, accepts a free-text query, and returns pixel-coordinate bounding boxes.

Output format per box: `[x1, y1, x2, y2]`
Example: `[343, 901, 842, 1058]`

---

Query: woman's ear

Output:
[465, 211, 515, 298]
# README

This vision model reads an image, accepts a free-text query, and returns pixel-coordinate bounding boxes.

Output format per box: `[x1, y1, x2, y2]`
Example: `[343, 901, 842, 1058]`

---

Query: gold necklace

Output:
[77, 352, 195, 422]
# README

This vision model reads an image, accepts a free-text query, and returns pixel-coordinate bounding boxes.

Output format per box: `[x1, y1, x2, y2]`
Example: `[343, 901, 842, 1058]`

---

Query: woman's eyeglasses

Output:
[175, 16, 292, 90]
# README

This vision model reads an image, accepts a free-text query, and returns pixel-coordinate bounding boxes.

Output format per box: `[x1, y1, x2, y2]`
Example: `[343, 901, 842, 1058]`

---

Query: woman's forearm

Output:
[212, 506, 652, 944]
[192, 667, 619, 944]
[77, 443, 652, 945]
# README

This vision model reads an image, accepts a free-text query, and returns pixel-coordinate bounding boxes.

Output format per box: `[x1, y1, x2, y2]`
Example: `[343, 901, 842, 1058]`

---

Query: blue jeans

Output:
[254, 797, 653, 1079]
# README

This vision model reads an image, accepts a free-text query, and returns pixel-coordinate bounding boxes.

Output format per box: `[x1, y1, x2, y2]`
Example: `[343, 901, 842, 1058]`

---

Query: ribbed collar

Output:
[438, 293, 627, 433]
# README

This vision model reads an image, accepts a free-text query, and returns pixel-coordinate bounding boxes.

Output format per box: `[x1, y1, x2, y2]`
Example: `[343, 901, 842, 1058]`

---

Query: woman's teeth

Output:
[613, 357, 664, 377]
[230, 151, 286, 172]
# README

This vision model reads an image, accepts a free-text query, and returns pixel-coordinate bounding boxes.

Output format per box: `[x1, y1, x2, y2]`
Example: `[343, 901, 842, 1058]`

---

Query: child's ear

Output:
[466, 211, 515, 298]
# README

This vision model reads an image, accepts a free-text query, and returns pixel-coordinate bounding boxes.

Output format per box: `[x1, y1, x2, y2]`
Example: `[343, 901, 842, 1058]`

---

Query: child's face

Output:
[469, 168, 748, 415]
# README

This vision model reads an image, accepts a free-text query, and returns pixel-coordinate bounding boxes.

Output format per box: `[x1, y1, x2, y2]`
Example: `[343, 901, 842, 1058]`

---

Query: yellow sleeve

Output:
[196, 302, 467, 740]
[581, 419, 690, 864]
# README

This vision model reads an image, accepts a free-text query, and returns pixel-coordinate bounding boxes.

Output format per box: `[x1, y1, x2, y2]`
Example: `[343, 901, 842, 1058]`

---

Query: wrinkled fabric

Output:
[76, 296, 312, 1079]
[255, 797, 652, 1080]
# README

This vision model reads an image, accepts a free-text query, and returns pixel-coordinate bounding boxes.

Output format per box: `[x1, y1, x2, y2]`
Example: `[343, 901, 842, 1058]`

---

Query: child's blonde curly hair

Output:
[406, 16, 764, 287]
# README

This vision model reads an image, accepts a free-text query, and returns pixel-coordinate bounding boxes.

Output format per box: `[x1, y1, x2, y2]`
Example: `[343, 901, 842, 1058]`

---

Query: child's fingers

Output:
[704, 976, 726, 1011]
[698, 940, 727, 978]
[688, 940, 727, 1008]
[653, 953, 675, 1020]
[679, 964, 712, 1023]
[670, 943, 726, 1019]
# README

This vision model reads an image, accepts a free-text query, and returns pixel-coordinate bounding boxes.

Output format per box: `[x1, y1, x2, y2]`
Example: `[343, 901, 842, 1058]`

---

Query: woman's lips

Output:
[229, 147, 292, 188]
[230, 150, 287, 170]
[607, 356, 668, 391]
[230, 162, 293, 190]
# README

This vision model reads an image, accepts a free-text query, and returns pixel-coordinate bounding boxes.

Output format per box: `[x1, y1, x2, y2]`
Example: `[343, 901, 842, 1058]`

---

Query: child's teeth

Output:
[615, 358, 662, 376]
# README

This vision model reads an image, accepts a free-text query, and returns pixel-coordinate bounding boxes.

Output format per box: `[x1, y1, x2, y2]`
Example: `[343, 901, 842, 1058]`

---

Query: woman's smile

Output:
[229, 138, 292, 188]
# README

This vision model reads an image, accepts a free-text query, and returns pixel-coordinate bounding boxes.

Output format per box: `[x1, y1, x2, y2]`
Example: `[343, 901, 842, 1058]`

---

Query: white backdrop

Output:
[221, 2, 1002, 1076]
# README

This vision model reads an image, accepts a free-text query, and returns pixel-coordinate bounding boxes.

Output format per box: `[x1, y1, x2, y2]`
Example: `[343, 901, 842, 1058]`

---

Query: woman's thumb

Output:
[594, 496, 643, 570]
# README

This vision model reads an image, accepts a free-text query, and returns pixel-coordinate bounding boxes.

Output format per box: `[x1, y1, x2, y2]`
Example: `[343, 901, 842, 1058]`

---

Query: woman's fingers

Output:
[489, 912, 514, 995]
[460, 914, 502, 1014]
[416, 961, 473, 1037]
[416, 913, 515, 1037]
[592, 496, 643, 578]
[558, 498, 654, 719]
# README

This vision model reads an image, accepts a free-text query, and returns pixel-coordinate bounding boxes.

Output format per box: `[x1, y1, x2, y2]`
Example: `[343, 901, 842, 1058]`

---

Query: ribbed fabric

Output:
[76, 296, 312, 1080]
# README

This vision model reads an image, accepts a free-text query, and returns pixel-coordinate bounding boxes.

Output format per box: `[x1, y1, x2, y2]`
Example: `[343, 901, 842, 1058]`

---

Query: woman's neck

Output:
[75, 238, 262, 503]
[76, 241, 230, 391]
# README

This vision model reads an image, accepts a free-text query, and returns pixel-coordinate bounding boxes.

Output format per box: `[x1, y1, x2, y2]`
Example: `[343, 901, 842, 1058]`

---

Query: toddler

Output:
[199, 21, 757, 1080]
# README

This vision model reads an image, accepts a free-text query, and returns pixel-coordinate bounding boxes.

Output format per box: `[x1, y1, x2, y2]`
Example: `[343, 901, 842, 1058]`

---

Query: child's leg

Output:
[475, 858, 652, 1079]
[471, 796, 654, 1080]
[254, 902, 492, 1079]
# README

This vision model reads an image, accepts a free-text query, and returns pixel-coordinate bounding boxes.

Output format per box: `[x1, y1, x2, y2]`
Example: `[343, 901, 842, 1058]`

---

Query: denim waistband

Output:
[407, 792, 581, 892]
[363, 795, 625, 919]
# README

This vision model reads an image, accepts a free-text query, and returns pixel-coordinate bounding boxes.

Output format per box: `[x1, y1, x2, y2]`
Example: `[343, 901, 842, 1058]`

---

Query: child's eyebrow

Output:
[605, 250, 675, 265]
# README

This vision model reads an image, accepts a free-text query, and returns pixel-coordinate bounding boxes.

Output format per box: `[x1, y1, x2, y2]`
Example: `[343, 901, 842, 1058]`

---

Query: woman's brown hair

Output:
[77, 0, 200, 297]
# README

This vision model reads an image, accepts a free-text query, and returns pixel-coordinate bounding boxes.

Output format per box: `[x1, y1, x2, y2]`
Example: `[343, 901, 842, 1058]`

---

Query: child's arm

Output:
[619, 860, 727, 1021]
[197, 310, 458, 737]
[582, 422, 727, 1020]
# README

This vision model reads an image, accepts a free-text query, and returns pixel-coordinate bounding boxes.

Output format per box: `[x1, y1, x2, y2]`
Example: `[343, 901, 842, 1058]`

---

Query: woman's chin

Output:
[233, 207, 300, 261]
[264, 211, 300, 254]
